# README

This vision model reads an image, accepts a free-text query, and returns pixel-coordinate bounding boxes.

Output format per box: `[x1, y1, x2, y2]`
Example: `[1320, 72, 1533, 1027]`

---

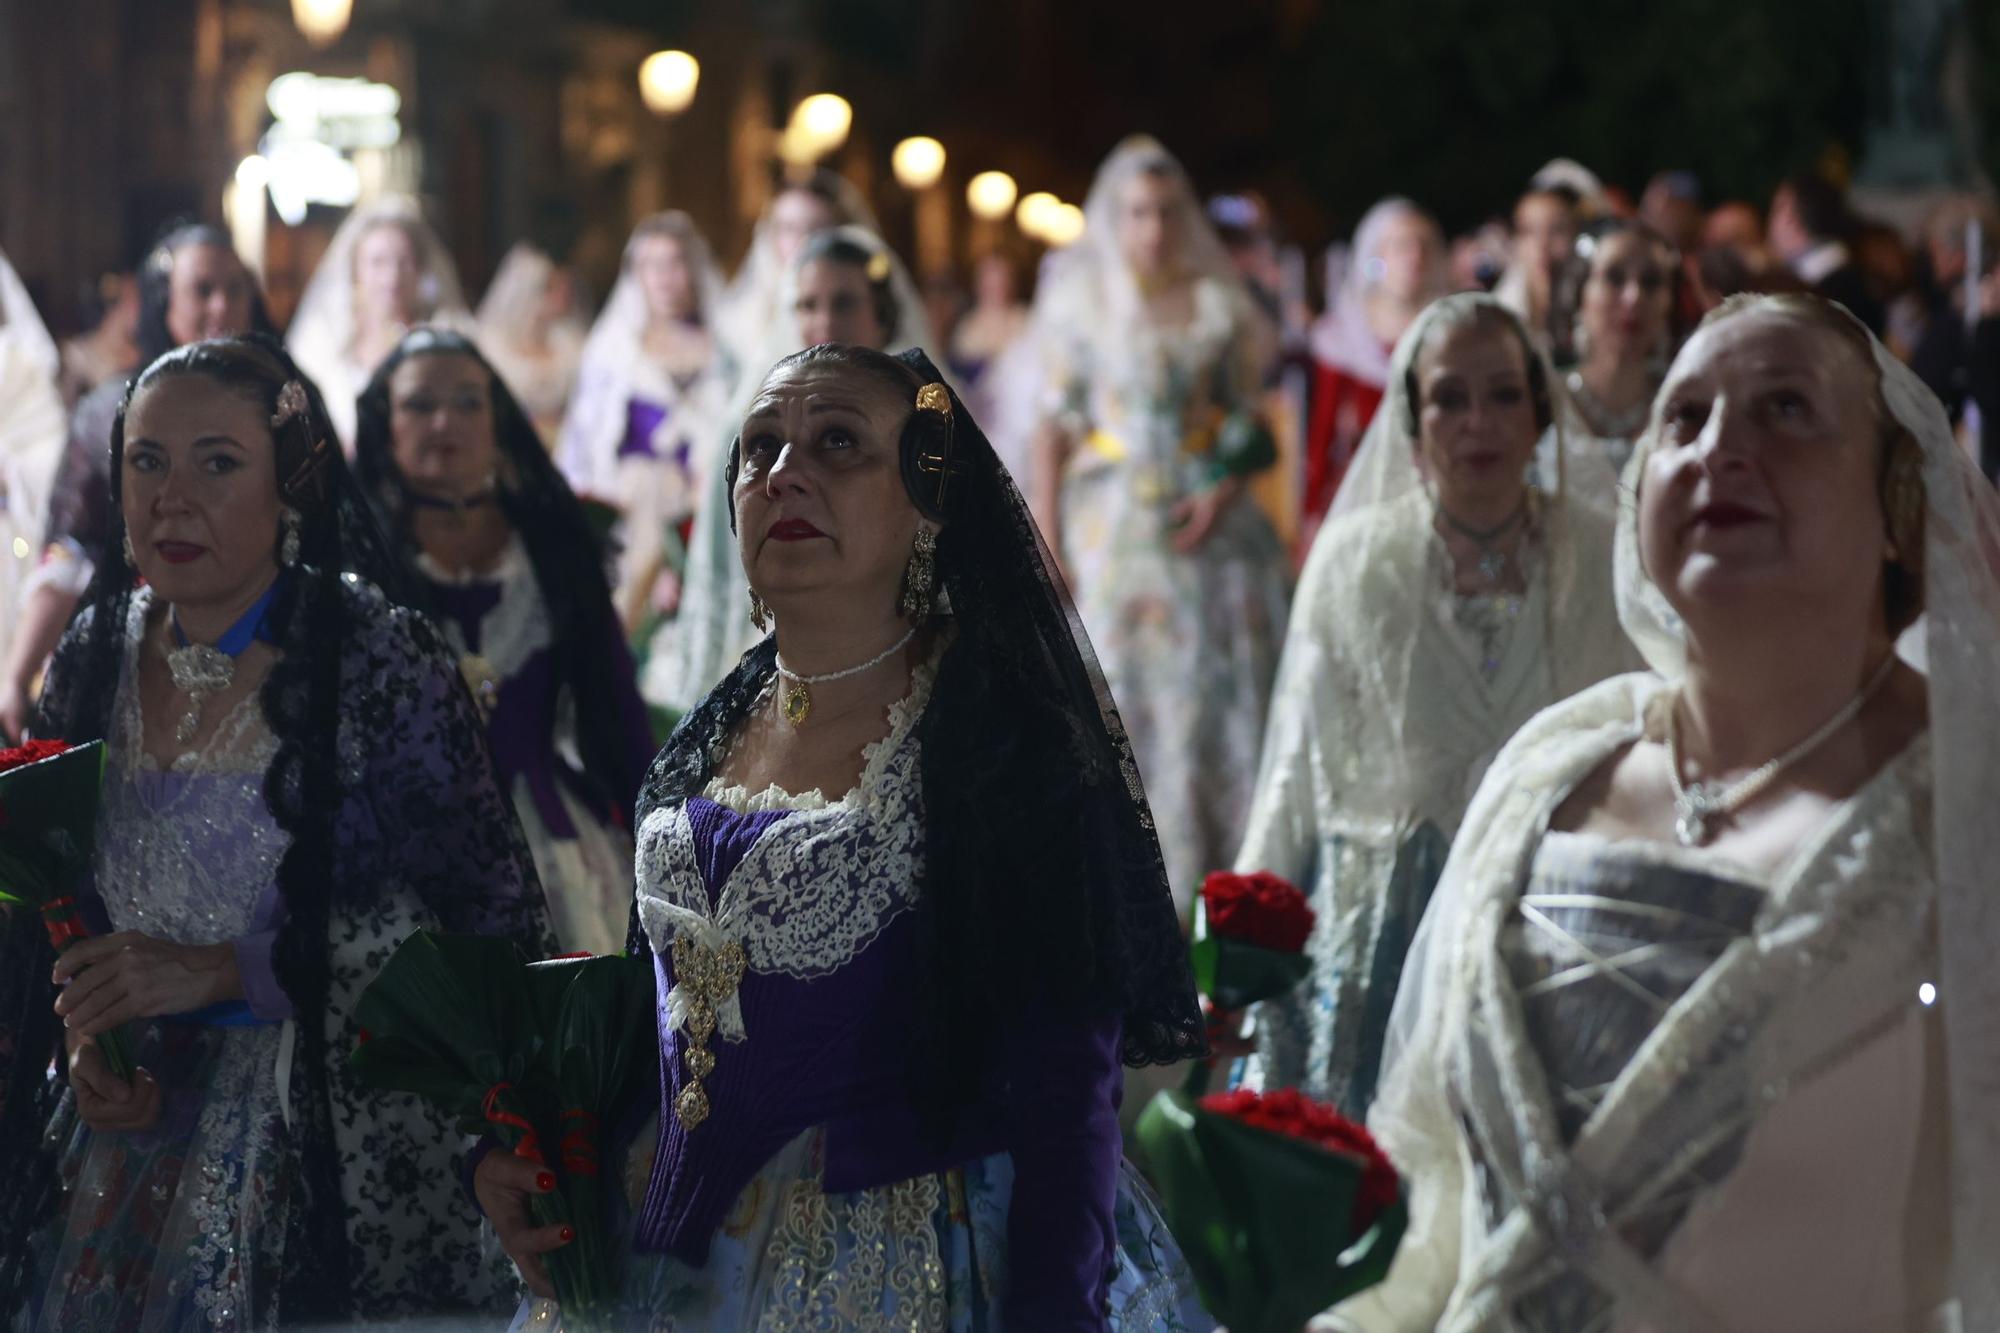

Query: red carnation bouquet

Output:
[0, 739, 133, 1079]
[1191, 870, 1316, 1010]
[1182, 870, 1316, 1095]
[1136, 1085, 1406, 1333]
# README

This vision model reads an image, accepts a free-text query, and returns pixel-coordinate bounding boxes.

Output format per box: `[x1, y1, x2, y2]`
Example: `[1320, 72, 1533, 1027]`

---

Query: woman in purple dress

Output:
[0, 333, 554, 1327]
[477, 344, 1213, 1329]
[354, 326, 657, 956]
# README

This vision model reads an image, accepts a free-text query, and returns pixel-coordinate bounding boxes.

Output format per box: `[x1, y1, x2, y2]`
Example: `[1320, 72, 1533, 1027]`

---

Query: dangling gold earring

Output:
[279, 507, 303, 567]
[899, 527, 937, 622]
[749, 589, 771, 632]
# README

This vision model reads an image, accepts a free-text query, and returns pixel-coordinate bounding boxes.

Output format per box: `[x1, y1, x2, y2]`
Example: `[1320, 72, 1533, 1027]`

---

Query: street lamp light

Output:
[966, 171, 1017, 221]
[892, 136, 946, 191]
[1016, 191, 1061, 241]
[639, 51, 700, 117]
[291, 0, 353, 47]
[788, 93, 853, 158]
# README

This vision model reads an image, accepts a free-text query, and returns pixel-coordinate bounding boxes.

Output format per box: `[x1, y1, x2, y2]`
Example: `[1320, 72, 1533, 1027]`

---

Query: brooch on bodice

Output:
[670, 933, 746, 1130]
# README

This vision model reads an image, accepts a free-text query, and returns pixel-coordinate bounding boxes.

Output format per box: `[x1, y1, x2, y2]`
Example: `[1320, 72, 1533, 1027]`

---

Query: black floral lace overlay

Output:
[3, 337, 552, 1321]
[635, 344, 1205, 1144]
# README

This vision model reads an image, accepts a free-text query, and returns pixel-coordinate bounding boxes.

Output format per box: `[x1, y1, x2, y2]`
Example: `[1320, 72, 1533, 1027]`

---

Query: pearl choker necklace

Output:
[773, 627, 918, 726]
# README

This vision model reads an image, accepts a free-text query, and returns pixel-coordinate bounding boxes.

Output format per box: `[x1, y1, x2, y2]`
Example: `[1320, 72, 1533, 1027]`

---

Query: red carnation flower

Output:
[1200, 870, 1316, 954]
[1200, 1087, 1399, 1230]
[0, 739, 71, 775]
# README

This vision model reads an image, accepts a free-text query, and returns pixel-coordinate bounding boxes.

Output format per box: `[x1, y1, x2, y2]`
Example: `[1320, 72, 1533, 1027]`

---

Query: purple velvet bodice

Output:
[634, 791, 1127, 1328]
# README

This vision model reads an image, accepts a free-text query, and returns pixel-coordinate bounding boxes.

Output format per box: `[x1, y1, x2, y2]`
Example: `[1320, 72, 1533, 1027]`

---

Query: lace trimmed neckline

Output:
[701, 646, 942, 816]
[122, 586, 278, 777]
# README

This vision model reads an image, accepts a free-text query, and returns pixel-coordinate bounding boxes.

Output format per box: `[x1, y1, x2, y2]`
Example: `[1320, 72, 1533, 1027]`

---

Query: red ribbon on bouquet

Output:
[558, 1109, 600, 1178]
[481, 1081, 546, 1165]
[40, 895, 90, 949]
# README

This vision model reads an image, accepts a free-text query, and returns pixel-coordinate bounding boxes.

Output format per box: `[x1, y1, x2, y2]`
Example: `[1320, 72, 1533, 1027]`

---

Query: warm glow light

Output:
[291, 0, 353, 47]
[1042, 201, 1086, 247]
[1016, 191, 1061, 240]
[966, 171, 1018, 221]
[892, 136, 946, 191]
[787, 93, 853, 158]
[639, 50, 700, 117]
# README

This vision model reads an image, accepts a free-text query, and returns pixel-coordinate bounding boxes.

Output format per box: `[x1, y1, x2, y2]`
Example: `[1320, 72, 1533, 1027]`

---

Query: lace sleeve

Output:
[344, 592, 555, 950]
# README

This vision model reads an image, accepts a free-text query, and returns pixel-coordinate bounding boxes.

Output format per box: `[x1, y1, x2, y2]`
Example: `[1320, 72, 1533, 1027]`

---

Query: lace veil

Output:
[656, 226, 935, 715]
[1367, 296, 2000, 1328]
[715, 170, 877, 367]
[555, 212, 731, 496]
[636, 344, 1204, 1137]
[285, 195, 473, 444]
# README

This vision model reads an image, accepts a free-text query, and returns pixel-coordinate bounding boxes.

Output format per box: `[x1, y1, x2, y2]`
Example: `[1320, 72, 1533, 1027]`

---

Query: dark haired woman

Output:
[355, 326, 656, 956]
[478, 344, 1211, 1329]
[1549, 219, 1683, 482]
[1236, 293, 1637, 1116]
[3, 224, 278, 742]
[2, 334, 554, 1327]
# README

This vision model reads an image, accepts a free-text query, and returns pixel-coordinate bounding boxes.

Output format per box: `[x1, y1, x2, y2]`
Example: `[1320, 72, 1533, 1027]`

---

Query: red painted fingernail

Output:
[536, 1171, 556, 1192]
[559, 1227, 574, 1244]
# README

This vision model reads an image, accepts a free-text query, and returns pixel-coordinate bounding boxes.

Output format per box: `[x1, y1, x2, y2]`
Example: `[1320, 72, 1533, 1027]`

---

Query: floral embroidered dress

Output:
[513, 644, 1210, 1331]
[16, 580, 554, 1330]
[1048, 275, 1291, 911]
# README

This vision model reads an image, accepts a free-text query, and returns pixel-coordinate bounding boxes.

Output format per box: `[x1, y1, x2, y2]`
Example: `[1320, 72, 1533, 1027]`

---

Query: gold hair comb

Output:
[866, 251, 893, 283]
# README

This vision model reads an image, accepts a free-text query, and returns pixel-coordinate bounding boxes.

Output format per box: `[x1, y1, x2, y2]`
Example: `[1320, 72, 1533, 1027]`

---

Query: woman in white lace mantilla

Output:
[285, 195, 474, 448]
[1545, 220, 1684, 488]
[1026, 135, 1291, 913]
[475, 241, 590, 443]
[479, 344, 1211, 1330]
[3, 334, 554, 1328]
[1325, 292, 2000, 1332]
[652, 226, 936, 718]
[713, 170, 875, 370]
[0, 244, 67, 698]
[554, 212, 736, 632]
[1235, 293, 1637, 1118]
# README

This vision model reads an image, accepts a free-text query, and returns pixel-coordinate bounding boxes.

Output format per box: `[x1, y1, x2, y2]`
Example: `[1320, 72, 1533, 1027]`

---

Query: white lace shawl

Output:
[1343, 307, 2000, 1331]
[633, 659, 936, 1045]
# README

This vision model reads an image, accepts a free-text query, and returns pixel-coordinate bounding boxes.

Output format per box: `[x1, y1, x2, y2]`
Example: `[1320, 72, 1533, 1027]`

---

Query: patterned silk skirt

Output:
[510, 1118, 1213, 1331]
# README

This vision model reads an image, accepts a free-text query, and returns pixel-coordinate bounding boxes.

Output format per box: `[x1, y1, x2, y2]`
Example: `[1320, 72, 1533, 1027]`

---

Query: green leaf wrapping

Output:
[1135, 1090, 1406, 1333]
[350, 933, 656, 1325]
[0, 741, 133, 1078]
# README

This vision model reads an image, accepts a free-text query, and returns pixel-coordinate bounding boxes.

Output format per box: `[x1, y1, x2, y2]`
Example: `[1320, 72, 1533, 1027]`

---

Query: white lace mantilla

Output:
[416, 536, 552, 678]
[634, 660, 936, 1044]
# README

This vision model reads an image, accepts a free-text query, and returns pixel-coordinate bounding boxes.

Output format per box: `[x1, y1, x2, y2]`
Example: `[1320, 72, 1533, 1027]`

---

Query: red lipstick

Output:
[154, 541, 206, 565]
[767, 518, 826, 542]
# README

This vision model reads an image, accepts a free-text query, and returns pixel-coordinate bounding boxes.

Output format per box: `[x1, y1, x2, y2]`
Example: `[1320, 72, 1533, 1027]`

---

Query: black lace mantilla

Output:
[630, 345, 1206, 1137]
[1, 336, 554, 1321]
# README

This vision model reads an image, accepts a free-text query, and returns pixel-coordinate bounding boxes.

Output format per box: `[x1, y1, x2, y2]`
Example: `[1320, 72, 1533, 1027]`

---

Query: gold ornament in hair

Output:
[915, 383, 952, 417]
[866, 251, 893, 283]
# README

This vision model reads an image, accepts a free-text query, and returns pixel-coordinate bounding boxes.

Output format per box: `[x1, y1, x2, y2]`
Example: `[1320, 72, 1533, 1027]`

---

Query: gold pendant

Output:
[782, 679, 812, 725]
